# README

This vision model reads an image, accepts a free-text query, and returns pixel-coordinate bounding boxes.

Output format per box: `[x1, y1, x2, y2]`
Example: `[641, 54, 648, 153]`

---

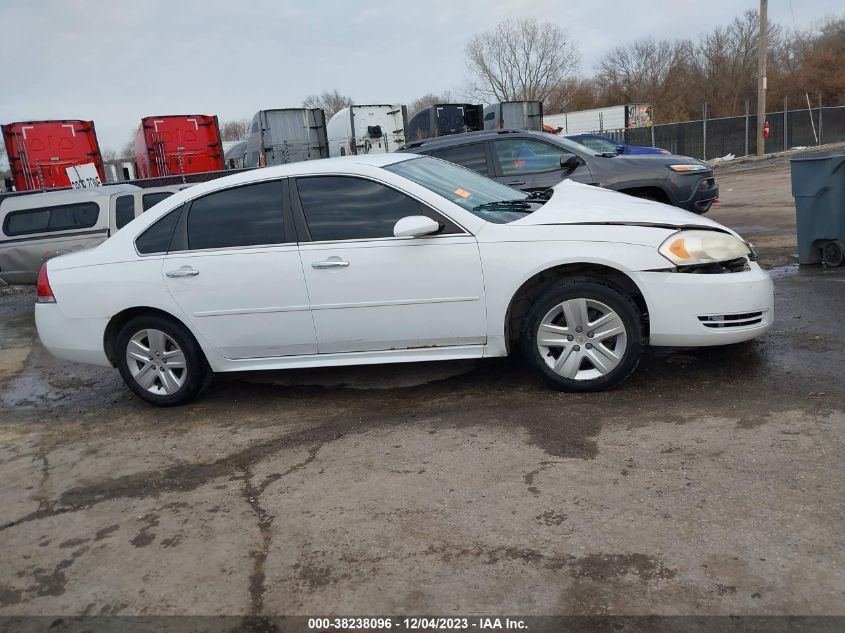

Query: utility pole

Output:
[756, 0, 768, 156]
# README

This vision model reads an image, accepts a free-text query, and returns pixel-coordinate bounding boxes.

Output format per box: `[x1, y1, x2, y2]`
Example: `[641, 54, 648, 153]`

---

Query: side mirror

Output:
[560, 154, 581, 171]
[394, 215, 441, 238]
[616, 145, 626, 154]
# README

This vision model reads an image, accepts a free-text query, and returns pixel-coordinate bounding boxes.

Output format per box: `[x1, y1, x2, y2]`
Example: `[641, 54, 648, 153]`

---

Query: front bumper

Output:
[632, 262, 774, 347]
[672, 174, 719, 214]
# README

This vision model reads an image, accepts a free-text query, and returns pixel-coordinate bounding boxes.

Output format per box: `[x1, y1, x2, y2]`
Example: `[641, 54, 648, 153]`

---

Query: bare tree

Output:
[119, 132, 136, 160]
[407, 91, 454, 116]
[693, 10, 780, 117]
[596, 39, 687, 101]
[220, 118, 250, 142]
[465, 18, 579, 102]
[544, 78, 599, 114]
[772, 16, 845, 106]
[594, 38, 697, 121]
[529, 9, 845, 124]
[302, 89, 354, 118]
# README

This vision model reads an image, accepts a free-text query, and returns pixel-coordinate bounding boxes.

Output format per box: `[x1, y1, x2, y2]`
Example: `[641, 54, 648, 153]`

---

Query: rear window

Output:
[3, 202, 100, 237]
[115, 195, 135, 230]
[136, 206, 182, 254]
[142, 192, 174, 211]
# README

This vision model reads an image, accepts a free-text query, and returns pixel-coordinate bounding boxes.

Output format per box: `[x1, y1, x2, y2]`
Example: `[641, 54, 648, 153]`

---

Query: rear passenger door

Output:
[161, 179, 317, 359]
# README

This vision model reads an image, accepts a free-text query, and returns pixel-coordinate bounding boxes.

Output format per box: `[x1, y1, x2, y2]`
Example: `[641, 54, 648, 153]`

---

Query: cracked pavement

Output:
[0, 161, 843, 617]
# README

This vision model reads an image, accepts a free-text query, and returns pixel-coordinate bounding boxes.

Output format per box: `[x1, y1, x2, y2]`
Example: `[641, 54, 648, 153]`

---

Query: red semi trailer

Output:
[1, 119, 105, 191]
[134, 115, 223, 179]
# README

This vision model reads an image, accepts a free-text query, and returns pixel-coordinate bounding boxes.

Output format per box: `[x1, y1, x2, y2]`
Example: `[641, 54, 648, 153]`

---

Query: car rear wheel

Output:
[521, 279, 643, 392]
[116, 315, 208, 406]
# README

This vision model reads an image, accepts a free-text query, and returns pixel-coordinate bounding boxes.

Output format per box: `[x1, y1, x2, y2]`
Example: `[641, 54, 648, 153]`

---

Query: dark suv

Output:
[398, 129, 719, 214]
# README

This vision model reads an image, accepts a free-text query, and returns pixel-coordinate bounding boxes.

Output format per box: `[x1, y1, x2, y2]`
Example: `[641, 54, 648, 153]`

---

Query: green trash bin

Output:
[790, 151, 845, 266]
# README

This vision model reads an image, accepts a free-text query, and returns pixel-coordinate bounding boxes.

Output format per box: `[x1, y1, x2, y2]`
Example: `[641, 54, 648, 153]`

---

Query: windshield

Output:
[553, 135, 600, 156]
[574, 136, 619, 154]
[385, 156, 539, 223]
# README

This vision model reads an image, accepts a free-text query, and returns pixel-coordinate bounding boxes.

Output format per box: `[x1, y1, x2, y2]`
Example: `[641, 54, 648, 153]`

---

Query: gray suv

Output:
[398, 129, 718, 214]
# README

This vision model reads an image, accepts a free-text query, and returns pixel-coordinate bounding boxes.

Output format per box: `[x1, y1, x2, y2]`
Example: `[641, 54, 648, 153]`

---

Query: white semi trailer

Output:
[483, 101, 543, 131]
[544, 104, 653, 134]
[326, 105, 407, 157]
[242, 108, 329, 168]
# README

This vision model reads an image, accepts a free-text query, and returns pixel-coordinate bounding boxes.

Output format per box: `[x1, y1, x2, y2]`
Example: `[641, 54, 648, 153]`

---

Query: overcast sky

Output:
[0, 0, 841, 153]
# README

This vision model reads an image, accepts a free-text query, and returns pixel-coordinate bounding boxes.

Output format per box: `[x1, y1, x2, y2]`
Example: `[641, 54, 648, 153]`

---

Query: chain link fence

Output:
[600, 105, 845, 160]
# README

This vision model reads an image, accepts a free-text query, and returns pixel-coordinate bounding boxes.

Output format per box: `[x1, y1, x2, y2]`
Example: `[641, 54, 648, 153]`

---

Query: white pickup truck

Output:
[0, 184, 183, 284]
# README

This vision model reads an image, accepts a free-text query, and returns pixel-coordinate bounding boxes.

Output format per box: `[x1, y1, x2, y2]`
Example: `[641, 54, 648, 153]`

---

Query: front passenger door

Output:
[492, 138, 593, 191]
[293, 175, 487, 354]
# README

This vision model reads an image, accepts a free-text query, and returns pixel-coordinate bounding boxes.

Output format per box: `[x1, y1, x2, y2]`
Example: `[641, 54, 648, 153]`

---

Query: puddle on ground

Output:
[768, 263, 801, 279]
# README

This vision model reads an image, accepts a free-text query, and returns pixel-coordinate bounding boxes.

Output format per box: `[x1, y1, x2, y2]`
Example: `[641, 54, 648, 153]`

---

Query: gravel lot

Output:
[0, 160, 843, 622]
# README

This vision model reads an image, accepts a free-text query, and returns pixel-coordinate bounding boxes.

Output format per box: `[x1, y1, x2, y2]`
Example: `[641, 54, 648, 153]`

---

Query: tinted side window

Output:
[115, 195, 135, 230]
[187, 180, 286, 250]
[142, 192, 174, 211]
[428, 144, 488, 176]
[136, 205, 182, 254]
[3, 202, 99, 236]
[494, 139, 571, 176]
[296, 176, 458, 242]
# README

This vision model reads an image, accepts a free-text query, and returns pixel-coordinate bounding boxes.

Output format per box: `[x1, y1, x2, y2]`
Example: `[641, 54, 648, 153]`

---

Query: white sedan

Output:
[35, 154, 773, 406]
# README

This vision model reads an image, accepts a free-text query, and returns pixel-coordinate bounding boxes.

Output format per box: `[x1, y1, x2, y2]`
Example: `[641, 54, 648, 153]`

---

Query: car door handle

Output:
[507, 180, 526, 186]
[166, 266, 200, 278]
[311, 260, 349, 269]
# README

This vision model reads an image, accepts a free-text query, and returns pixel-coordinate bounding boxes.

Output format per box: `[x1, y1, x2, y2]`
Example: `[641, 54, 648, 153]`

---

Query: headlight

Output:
[669, 163, 708, 172]
[658, 230, 750, 266]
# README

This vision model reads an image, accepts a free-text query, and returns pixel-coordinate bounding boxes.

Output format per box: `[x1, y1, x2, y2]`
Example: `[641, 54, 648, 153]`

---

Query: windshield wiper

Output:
[527, 189, 553, 200]
[471, 199, 535, 212]
[472, 196, 548, 212]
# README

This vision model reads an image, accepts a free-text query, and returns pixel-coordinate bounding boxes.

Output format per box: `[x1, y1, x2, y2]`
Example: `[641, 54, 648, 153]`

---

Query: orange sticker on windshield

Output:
[454, 188, 471, 198]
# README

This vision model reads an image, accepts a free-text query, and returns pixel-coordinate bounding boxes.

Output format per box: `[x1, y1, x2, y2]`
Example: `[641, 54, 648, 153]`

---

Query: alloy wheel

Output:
[536, 298, 627, 380]
[125, 329, 187, 395]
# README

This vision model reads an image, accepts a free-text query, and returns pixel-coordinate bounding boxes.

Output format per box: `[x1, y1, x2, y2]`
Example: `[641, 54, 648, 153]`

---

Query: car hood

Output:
[510, 180, 732, 233]
[613, 151, 701, 162]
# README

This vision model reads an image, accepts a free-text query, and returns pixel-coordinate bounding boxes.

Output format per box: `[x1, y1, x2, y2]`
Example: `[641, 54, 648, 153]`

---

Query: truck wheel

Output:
[116, 314, 208, 406]
[521, 279, 643, 392]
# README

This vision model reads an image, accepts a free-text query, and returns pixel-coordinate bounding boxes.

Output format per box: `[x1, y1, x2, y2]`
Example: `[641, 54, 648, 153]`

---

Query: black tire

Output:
[520, 278, 644, 392]
[822, 240, 844, 267]
[115, 314, 209, 406]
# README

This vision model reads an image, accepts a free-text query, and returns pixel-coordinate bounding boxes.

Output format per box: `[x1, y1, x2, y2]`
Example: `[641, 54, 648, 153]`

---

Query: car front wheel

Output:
[521, 279, 643, 392]
[116, 315, 208, 406]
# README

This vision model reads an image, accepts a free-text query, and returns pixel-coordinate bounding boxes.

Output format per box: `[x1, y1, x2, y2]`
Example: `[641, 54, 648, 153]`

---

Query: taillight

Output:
[36, 265, 56, 304]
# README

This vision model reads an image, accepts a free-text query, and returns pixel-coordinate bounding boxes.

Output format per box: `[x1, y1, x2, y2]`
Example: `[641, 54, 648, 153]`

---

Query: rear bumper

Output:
[633, 263, 774, 346]
[35, 304, 111, 367]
